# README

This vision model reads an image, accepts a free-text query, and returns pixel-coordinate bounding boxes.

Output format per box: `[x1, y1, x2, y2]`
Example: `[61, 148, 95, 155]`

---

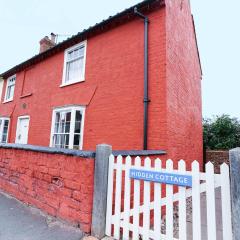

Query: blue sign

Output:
[129, 169, 192, 187]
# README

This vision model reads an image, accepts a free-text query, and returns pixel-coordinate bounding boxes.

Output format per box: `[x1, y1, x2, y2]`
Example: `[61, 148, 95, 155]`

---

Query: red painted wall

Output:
[0, 4, 202, 164]
[0, 147, 94, 233]
[0, 8, 166, 151]
[165, 0, 203, 166]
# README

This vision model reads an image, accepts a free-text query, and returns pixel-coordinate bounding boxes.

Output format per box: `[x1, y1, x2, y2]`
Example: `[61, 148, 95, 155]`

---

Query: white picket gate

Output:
[105, 155, 233, 240]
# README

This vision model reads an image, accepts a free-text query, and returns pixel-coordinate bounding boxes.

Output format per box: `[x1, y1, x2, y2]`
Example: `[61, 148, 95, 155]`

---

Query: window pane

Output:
[73, 134, 80, 149]
[55, 112, 60, 123]
[76, 111, 82, 121]
[67, 50, 74, 60]
[2, 134, 7, 143]
[66, 58, 83, 83]
[67, 46, 85, 61]
[60, 135, 65, 148]
[65, 122, 70, 133]
[65, 134, 69, 149]
[59, 120, 64, 133]
[54, 123, 59, 133]
[4, 120, 9, 129]
[76, 46, 85, 57]
[75, 111, 82, 134]
[66, 112, 71, 122]
[6, 86, 11, 100]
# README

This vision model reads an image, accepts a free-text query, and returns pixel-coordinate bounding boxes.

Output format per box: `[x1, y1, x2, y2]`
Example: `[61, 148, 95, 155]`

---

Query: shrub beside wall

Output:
[0, 145, 95, 233]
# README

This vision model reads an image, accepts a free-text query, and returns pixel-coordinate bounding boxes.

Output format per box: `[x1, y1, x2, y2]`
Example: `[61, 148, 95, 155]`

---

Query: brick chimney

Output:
[39, 33, 56, 53]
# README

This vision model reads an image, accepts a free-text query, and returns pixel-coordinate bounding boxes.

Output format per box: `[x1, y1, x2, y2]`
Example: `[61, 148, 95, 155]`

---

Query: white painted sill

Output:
[3, 99, 13, 104]
[60, 79, 85, 88]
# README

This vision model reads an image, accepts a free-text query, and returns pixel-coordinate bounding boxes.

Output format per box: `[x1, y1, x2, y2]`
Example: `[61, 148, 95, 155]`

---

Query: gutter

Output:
[134, 7, 150, 150]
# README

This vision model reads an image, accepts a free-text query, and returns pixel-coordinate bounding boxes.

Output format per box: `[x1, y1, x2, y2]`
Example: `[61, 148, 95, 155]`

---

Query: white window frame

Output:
[50, 105, 85, 150]
[0, 117, 10, 143]
[4, 75, 16, 102]
[61, 41, 87, 87]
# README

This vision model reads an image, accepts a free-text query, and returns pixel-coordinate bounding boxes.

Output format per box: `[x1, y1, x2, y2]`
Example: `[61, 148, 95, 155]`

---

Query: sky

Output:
[0, 0, 239, 118]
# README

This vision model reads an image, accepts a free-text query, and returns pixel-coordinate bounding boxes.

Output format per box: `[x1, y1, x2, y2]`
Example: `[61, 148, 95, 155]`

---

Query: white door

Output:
[15, 116, 30, 144]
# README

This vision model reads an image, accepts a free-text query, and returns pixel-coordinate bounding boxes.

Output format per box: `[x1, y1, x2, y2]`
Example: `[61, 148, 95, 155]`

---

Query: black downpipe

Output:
[134, 7, 150, 150]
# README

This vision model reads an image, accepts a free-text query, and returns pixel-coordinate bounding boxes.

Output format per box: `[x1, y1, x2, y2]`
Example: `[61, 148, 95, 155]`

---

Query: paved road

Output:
[0, 192, 84, 240]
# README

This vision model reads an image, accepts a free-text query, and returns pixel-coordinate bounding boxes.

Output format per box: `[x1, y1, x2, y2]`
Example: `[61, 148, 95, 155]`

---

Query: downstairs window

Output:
[50, 106, 85, 150]
[0, 117, 10, 143]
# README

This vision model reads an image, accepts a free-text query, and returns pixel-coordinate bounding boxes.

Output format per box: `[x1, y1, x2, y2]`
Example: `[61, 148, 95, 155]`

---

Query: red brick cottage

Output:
[0, 0, 202, 163]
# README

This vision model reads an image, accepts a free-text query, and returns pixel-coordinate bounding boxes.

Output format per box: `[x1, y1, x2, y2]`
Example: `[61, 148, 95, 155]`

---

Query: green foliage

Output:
[203, 115, 240, 150]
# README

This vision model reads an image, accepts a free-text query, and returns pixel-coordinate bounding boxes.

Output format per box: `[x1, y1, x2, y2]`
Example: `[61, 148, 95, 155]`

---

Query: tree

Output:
[203, 115, 240, 150]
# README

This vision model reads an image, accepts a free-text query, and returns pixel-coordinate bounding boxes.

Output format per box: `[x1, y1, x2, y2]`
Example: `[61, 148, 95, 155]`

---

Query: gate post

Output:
[229, 148, 240, 240]
[91, 144, 112, 239]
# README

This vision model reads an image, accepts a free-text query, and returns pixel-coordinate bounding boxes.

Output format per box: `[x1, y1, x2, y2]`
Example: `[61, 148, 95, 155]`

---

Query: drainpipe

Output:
[134, 7, 150, 150]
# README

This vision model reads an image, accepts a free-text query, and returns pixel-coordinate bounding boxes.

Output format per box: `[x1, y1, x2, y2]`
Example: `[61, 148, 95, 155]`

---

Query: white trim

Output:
[61, 41, 87, 87]
[3, 99, 13, 104]
[4, 74, 16, 102]
[15, 115, 30, 144]
[50, 105, 86, 150]
[0, 117, 10, 143]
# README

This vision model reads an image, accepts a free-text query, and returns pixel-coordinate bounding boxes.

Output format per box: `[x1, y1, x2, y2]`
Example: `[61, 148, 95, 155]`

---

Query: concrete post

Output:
[91, 144, 112, 239]
[229, 148, 240, 240]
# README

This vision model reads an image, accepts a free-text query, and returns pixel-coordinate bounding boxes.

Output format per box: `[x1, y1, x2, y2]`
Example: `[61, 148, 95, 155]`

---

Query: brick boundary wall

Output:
[0, 143, 166, 236]
[205, 150, 229, 174]
[0, 144, 95, 233]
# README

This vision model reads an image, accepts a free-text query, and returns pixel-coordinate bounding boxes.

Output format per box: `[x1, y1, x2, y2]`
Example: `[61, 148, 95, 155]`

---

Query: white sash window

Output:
[50, 106, 85, 150]
[61, 41, 87, 86]
[5, 75, 16, 102]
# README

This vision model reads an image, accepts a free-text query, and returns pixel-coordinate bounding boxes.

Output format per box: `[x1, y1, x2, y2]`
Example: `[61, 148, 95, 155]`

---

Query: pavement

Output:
[0, 188, 223, 240]
[0, 192, 84, 240]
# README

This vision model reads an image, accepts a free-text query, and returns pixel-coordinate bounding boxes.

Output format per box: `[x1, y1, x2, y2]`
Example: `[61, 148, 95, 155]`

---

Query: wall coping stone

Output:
[112, 150, 166, 156]
[206, 150, 229, 152]
[0, 143, 166, 158]
[0, 143, 95, 158]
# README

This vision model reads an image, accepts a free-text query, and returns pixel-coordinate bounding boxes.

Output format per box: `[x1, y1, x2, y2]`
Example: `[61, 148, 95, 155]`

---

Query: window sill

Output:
[3, 99, 13, 104]
[60, 79, 85, 88]
[20, 93, 33, 99]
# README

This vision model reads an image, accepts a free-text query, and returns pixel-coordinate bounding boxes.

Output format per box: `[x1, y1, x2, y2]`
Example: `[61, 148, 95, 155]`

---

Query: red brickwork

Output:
[165, 0, 203, 167]
[206, 150, 229, 174]
[0, 147, 94, 233]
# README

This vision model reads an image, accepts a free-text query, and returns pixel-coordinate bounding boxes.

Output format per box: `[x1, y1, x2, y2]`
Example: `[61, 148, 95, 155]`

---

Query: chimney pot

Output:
[50, 32, 56, 44]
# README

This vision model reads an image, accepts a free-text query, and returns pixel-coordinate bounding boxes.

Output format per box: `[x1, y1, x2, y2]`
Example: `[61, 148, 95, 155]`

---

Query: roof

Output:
[0, 0, 165, 79]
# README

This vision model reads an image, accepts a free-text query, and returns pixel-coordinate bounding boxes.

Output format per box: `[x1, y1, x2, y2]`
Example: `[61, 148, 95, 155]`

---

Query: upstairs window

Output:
[4, 75, 16, 102]
[62, 41, 87, 86]
[50, 106, 85, 150]
[0, 117, 10, 143]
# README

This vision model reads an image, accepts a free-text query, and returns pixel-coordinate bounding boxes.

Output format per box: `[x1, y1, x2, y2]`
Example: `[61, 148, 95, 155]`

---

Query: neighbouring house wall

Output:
[205, 150, 229, 173]
[165, 0, 203, 167]
[0, 8, 166, 152]
[0, 145, 95, 233]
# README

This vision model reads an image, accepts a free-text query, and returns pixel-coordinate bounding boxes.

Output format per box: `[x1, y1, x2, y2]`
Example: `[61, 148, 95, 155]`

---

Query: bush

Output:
[203, 115, 240, 150]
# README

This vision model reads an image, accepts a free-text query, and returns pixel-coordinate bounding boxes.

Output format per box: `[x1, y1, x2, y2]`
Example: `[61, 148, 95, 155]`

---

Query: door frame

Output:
[15, 115, 30, 144]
